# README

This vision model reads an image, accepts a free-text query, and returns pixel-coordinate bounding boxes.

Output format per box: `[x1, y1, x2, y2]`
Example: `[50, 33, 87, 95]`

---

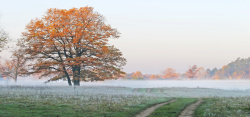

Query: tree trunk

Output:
[14, 60, 19, 82]
[14, 72, 17, 82]
[73, 66, 80, 86]
[65, 72, 72, 86]
[73, 79, 80, 86]
[63, 67, 72, 86]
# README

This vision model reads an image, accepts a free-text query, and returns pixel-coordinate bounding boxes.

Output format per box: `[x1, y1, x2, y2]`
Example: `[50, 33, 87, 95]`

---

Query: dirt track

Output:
[135, 99, 176, 117]
[147, 88, 151, 94]
[133, 88, 138, 93]
[178, 99, 203, 117]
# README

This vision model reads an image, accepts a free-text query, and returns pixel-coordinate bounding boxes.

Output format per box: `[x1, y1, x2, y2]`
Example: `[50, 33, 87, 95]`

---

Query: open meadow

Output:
[0, 80, 250, 117]
[0, 0, 250, 117]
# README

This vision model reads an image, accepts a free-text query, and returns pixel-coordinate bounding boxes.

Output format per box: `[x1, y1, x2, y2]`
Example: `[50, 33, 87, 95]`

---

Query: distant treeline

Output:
[124, 57, 250, 80]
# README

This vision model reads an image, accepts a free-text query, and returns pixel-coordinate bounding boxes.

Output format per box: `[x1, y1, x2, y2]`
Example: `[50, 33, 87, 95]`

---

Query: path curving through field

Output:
[135, 99, 176, 117]
[178, 98, 203, 117]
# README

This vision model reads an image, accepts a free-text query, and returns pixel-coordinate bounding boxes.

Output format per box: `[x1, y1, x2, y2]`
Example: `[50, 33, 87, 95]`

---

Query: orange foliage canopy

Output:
[195, 67, 207, 78]
[185, 65, 207, 78]
[17, 7, 126, 86]
[162, 68, 179, 79]
[131, 71, 143, 79]
[185, 65, 198, 78]
[149, 74, 157, 79]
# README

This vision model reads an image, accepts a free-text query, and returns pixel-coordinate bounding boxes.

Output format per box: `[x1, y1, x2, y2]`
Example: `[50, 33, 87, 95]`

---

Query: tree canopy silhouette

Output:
[17, 7, 126, 86]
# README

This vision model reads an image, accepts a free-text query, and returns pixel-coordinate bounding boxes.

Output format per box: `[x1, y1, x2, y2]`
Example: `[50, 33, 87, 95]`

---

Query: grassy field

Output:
[0, 96, 171, 117]
[0, 86, 170, 117]
[195, 97, 250, 117]
[0, 85, 249, 117]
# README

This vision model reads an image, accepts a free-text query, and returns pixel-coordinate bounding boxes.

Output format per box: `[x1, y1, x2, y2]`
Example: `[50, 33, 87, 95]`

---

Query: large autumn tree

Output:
[17, 7, 126, 86]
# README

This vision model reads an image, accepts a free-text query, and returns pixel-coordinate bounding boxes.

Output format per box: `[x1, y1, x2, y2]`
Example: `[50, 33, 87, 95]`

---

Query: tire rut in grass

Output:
[133, 88, 138, 93]
[146, 89, 151, 94]
[178, 98, 202, 117]
[135, 99, 176, 117]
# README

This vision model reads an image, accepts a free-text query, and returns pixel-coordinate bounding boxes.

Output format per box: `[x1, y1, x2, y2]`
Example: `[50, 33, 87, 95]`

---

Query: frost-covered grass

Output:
[195, 97, 250, 117]
[159, 87, 250, 97]
[0, 85, 250, 116]
[132, 87, 250, 98]
[0, 85, 170, 117]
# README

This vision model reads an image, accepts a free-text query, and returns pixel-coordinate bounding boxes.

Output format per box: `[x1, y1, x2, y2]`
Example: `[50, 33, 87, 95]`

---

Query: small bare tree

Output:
[0, 51, 27, 82]
[0, 18, 8, 52]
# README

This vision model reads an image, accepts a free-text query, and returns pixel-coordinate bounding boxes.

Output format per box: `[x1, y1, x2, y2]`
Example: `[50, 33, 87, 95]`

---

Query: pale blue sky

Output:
[0, 0, 250, 74]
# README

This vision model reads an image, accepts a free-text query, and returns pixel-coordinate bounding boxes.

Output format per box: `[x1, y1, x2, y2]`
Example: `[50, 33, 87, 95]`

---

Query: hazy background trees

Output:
[161, 68, 179, 79]
[131, 71, 143, 79]
[0, 23, 7, 52]
[0, 16, 9, 80]
[124, 58, 250, 80]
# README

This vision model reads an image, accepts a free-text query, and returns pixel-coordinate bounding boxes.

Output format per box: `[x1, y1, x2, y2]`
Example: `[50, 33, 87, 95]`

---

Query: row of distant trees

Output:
[125, 58, 250, 80]
[208, 58, 250, 79]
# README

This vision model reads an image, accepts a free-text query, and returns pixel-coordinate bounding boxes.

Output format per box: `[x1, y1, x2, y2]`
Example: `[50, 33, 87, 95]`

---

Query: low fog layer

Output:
[1, 78, 250, 90]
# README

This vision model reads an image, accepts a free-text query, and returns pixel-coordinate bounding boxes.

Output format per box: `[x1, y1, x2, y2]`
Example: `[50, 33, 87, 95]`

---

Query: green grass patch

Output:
[150, 88, 166, 97]
[0, 96, 171, 117]
[195, 97, 250, 117]
[148, 98, 197, 117]
[136, 88, 148, 94]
